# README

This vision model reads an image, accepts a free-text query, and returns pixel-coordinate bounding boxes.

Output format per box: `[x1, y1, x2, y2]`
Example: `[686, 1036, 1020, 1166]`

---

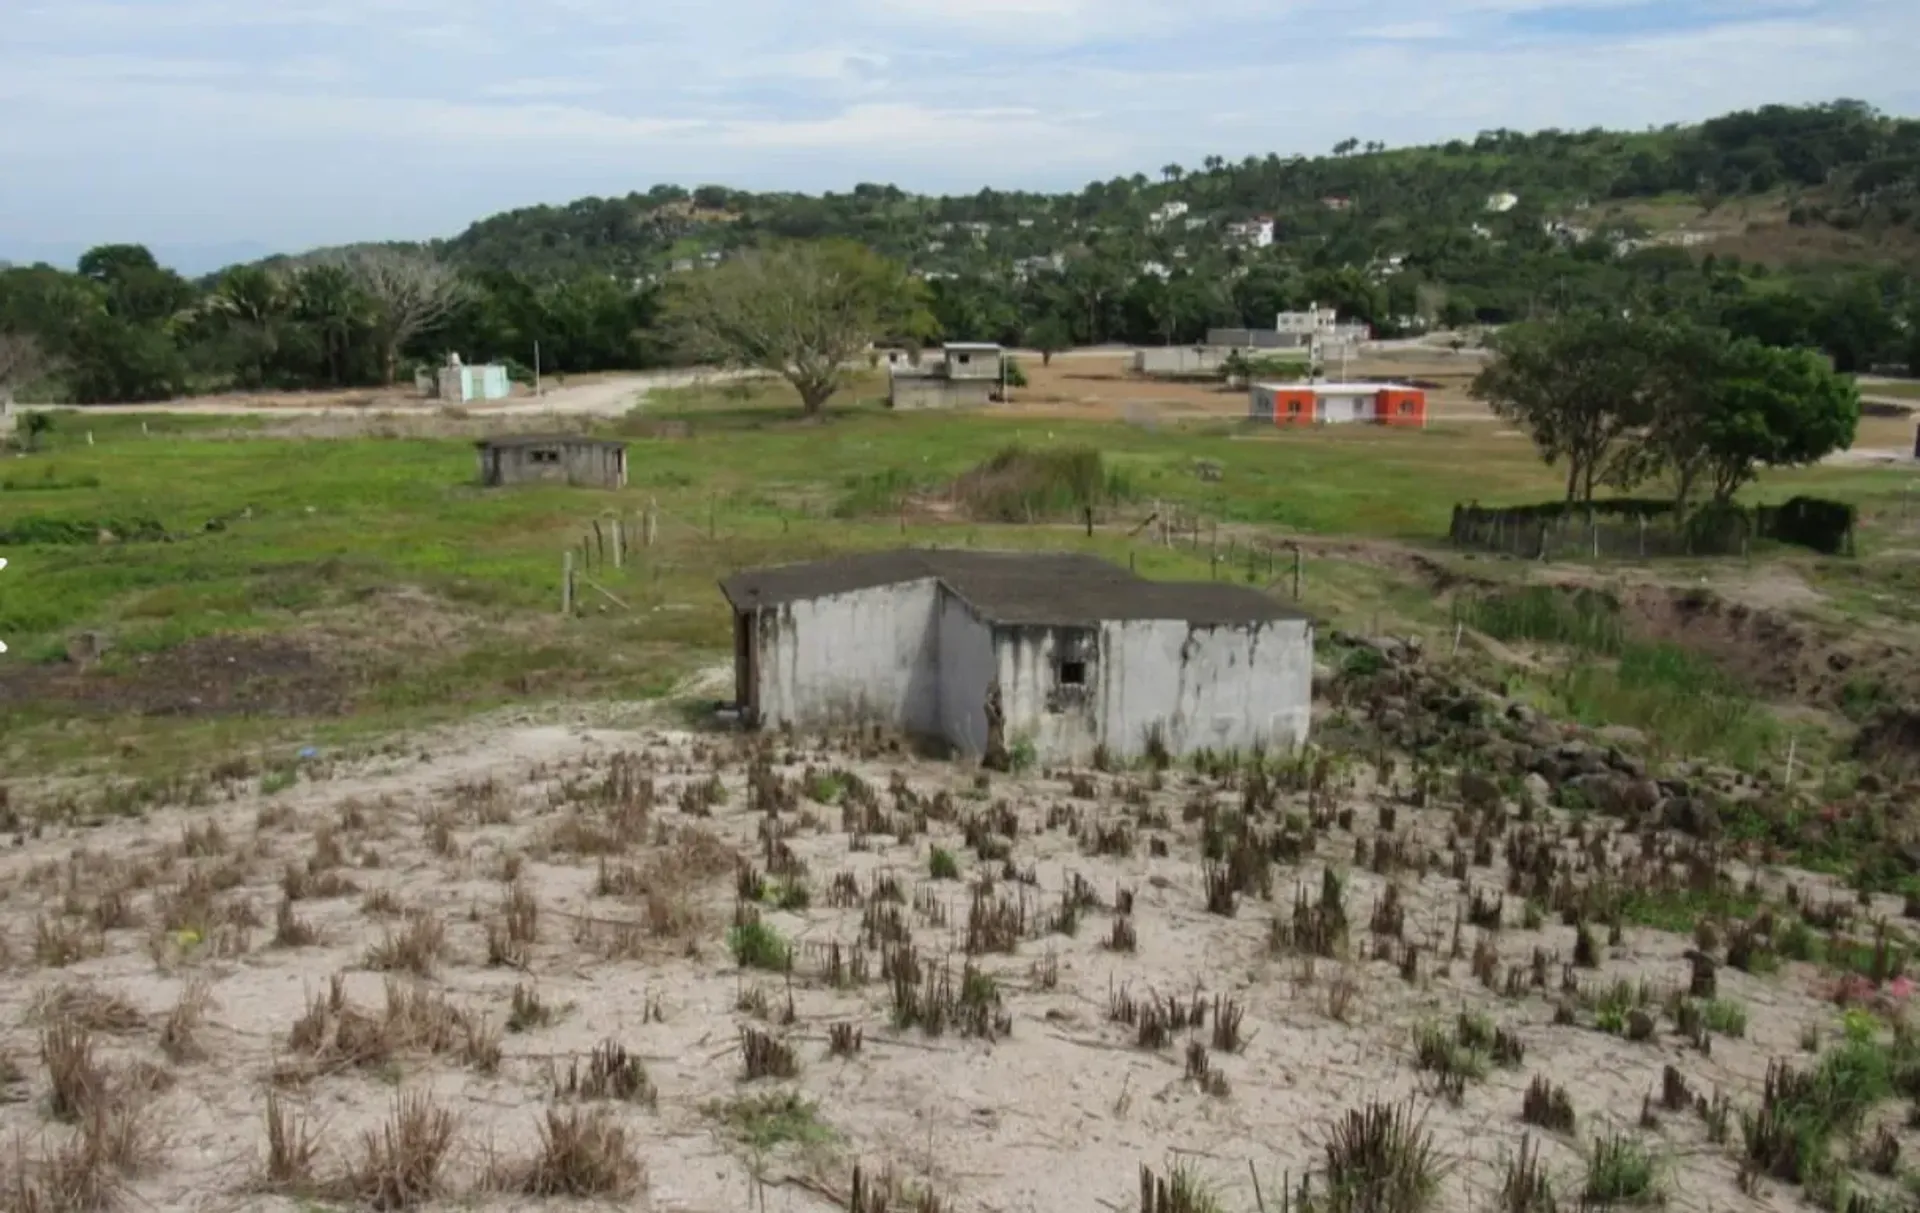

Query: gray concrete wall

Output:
[1096, 619, 1313, 759]
[1134, 347, 1227, 375]
[486, 443, 626, 489]
[994, 625, 1102, 764]
[935, 591, 994, 755]
[752, 579, 942, 733]
[888, 377, 996, 410]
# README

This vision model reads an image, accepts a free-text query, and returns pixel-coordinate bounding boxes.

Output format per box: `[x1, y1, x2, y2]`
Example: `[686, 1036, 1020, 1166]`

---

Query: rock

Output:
[1596, 724, 1648, 750]
[1505, 702, 1537, 727]
[1459, 770, 1503, 810]
[1659, 796, 1716, 838]
[1521, 773, 1552, 810]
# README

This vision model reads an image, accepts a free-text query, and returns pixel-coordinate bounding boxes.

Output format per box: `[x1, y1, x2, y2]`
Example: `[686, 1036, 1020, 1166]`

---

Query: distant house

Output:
[888, 343, 1006, 410]
[1248, 382, 1427, 428]
[1149, 200, 1190, 230]
[1485, 192, 1519, 213]
[476, 434, 629, 489]
[432, 354, 512, 404]
[718, 548, 1313, 763]
[1320, 196, 1352, 212]
[1226, 216, 1275, 248]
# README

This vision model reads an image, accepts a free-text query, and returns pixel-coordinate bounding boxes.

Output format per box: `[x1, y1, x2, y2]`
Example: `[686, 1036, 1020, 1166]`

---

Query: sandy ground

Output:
[0, 709, 1892, 1213]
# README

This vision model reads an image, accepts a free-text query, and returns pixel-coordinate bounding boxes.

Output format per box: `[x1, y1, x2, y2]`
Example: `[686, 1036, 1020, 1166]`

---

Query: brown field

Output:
[0, 698, 1897, 1213]
[1002, 352, 1490, 423]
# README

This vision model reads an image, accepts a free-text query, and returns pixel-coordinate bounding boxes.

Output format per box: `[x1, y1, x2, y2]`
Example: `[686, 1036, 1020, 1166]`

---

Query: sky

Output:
[3, 0, 1917, 275]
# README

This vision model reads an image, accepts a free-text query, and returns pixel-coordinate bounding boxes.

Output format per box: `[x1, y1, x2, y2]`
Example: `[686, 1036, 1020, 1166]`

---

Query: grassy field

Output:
[3, 378, 1917, 784]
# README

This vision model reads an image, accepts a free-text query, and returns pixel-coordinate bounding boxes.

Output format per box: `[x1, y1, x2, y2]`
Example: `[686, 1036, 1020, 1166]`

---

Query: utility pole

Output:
[534, 340, 542, 397]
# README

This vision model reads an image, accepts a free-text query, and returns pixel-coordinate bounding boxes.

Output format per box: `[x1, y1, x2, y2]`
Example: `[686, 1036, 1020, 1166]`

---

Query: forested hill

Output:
[439, 99, 1920, 282]
[2, 100, 1918, 405]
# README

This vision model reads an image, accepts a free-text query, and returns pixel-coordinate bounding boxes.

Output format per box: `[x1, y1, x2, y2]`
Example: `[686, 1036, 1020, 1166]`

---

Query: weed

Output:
[339, 1091, 457, 1210]
[551, 1039, 656, 1106]
[1583, 1134, 1659, 1206]
[159, 979, 212, 1064]
[363, 911, 446, 976]
[728, 916, 792, 971]
[717, 1090, 835, 1152]
[1499, 1134, 1557, 1213]
[1320, 1099, 1446, 1213]
[740, 1028, 798, 1080]
[1702, 998, 1749, 1038]
[929, 847, 960, 880]
[508, 1107, 645, 1197]
[261, 1089, 320, 1192]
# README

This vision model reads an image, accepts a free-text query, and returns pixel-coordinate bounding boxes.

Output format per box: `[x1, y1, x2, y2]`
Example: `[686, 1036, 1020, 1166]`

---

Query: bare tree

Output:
[329, 250, 465, 384]
[663, 240, 929, 415]
[0, 332, 55, 427]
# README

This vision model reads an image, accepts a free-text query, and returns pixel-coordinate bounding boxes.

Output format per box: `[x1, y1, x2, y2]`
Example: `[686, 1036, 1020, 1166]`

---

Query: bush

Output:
[950, 445, 1135, 522]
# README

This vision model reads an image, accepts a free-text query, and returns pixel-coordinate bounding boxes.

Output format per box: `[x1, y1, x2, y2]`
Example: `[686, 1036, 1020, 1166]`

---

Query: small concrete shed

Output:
[719, 549, 1313, 764]
[476, 434, 628, 489]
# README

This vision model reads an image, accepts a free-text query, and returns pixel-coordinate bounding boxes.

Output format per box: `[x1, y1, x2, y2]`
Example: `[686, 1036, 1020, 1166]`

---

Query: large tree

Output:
[330, 250, 465, 384]
[1470, 312, 1659, 502]
[0, 331, 53, 405]
[662, 239, 929, 415]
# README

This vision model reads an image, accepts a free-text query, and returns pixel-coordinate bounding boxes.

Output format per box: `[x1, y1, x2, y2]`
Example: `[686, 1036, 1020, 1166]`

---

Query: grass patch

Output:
[727, 917, 791, 971]
[948, 444, 1135, 522]
[1583, 1134, 1660, 1206]
[714, 1090, 835, 1152]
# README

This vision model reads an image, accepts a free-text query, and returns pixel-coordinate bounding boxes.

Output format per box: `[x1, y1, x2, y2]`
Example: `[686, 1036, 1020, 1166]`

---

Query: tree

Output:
[0, 331, 53, 404]
[1691, 340, 1859, 502]
[662, 239, 929, 415]
[1027, 315, 1072, 366]
[1470, 313, 1658, 502]
[330, 250, 465, 384]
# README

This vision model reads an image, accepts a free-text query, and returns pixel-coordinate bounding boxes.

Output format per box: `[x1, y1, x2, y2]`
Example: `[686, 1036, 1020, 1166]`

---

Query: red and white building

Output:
[1248, 382, 1428, 428]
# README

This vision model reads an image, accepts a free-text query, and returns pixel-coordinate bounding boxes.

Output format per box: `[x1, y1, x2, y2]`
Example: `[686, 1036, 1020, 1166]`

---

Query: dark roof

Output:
[719, 548, 1305, 627]
[475, 433, 627, 450]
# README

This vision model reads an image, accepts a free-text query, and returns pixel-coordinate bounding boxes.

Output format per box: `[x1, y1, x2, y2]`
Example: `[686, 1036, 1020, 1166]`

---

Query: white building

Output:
[720, 550, 1313, 764]
[1149, 200, 1190, 230]
[1226, 217, 1275, 248]
[1485, 192, 1519, 213]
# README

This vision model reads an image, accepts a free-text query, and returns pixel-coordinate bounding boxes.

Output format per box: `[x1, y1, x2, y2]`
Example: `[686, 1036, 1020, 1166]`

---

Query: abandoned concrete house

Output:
[475, 434, 628, 489]
[887, 342, 1005, 410]
[718, 549, 1313, 763]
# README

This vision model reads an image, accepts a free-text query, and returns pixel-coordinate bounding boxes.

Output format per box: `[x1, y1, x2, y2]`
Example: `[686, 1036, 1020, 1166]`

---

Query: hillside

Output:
[2, 100, 1918, 405]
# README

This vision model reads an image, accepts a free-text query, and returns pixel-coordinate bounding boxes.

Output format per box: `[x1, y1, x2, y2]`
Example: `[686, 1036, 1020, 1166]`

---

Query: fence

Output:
[1449, 496, 1856, 561]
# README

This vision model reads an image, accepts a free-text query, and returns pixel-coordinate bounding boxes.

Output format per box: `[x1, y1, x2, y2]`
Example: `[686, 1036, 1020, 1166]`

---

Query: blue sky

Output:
[3, 0, 1915, 274]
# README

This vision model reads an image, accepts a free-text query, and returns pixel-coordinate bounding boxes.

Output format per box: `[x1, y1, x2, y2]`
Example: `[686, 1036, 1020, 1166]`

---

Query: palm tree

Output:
[290, 264, 363, 386]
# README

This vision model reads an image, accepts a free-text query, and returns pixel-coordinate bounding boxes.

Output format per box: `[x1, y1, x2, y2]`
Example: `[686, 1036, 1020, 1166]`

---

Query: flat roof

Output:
[1251, 382, 1417, 393]
[475, 433, 628, 450]
[942, 342, 1004, 351]
[719, 548, 1306, 627]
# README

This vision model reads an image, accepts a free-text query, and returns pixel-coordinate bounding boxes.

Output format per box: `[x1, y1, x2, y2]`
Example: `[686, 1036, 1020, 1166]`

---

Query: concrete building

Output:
[1248, 382, 1427, 428]
[887, 343, 1005, 410]
[476, 434, 629, 488]
[431, 354, 512, 404]
[719, 549, 1312, 763]
[1226, 217, 1275, 248]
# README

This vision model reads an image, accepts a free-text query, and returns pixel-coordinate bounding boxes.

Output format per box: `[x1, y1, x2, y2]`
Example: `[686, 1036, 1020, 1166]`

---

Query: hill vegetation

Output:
[2, 100, 1918, 405]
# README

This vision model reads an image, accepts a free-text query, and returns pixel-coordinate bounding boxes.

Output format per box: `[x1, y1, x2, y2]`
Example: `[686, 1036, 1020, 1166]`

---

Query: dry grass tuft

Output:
[336, 1091, 457, 1210]
[32, 919, 104, 969]
[260, 1089, 321, 1193]
[159, 980, 213, 1064]
[6, 1095, 161, 1212]
[499, 1107, 645, 1198]
[363, 911, 446, 976]
[278, 975, 495, 1082]
[551, 1040, 656, 1105]
[31, 985, 145, 1035]
[272, 897, 321, 948]
[41, 1024, 106, 1124]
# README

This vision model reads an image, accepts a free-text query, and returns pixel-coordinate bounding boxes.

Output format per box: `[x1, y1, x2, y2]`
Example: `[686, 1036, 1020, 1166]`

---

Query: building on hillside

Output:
[1205, 327, 1305, 351]
[1226, 216, 1276, 248]
[432, 353, 512, 404]
[1149, 200, 1190, 230]
[887, 342, 1005, 410]
[476, 434, 629, 489]
[1485, 192, 1520, 213]
[1248, 382, 1427, 428]
[718, 549, 1313, 763]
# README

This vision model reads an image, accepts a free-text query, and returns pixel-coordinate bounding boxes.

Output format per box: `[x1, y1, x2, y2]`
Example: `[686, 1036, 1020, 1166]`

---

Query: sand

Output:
[0, 716, 1891, 1213]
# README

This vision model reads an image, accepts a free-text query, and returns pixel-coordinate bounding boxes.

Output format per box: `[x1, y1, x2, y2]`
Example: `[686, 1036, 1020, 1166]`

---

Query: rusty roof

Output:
[474, 434, 627, 450]
[718, 548, 1305, 626]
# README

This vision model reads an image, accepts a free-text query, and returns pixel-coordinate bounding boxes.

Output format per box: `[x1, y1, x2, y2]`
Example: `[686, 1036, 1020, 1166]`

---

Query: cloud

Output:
[2, 0, 1915, 259]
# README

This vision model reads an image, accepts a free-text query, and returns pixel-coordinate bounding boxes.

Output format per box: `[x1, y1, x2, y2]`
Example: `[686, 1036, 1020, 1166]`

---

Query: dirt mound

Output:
[1610, 584, 1883, 704]
[1854, 706, 1920, 772]
[0, 634, 353, 717]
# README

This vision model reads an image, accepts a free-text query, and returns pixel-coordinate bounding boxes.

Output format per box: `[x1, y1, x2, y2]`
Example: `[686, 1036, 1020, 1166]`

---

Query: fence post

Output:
[561, 551, 575, 616]
[1085, 507, 1094, 538]
[1292, 545, 1304, 600]
[644, 498, 658, 547]
[612, 518, 624, 569]
[1590, 517, 1599, 560]
[1638, 516, 1646, 558]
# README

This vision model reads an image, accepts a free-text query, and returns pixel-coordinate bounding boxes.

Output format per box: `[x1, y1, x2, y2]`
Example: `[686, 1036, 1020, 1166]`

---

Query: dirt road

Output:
[71, 368, 760, 419]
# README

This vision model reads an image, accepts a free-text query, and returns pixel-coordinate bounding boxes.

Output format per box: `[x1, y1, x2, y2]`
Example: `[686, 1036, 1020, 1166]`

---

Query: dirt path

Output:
[68, 368, 762, 420]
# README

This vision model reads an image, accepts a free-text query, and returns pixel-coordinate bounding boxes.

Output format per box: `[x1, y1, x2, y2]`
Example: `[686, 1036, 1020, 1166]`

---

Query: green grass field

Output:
[2, 379, 1915, 783]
